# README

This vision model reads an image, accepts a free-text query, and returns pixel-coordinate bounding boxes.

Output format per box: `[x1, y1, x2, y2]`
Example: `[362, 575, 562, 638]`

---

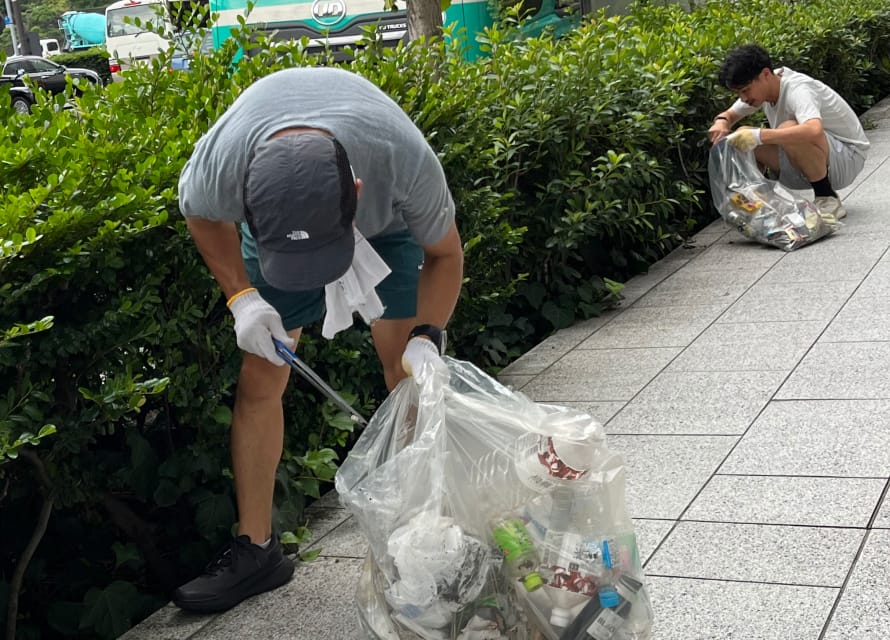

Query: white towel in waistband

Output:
[322, 229, 392, 339]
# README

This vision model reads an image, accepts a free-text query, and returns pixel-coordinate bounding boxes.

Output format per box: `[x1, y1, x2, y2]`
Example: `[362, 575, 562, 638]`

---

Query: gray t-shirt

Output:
[730, 67, 869, 156]
[179, 67, 455, 245]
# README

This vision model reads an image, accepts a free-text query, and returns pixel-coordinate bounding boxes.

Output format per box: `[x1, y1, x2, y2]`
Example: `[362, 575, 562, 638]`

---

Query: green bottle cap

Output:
[523, 572, 544, 591]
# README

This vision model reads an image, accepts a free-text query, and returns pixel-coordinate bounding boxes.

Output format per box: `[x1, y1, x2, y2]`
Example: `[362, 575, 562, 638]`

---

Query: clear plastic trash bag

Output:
[708, 138, 840, 251]
[336, 357, 654, 640]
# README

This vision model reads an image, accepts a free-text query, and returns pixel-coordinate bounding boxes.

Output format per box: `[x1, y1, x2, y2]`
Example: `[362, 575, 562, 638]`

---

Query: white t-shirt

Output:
[730, 67, 869, 156]
[179, 67, 455, 246]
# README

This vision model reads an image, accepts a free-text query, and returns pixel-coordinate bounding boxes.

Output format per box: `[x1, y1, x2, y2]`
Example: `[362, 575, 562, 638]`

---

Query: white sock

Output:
[258, 537, 272, 549]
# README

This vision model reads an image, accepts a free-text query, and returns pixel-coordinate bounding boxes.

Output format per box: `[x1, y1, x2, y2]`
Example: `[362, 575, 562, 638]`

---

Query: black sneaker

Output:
[173, 535, 295, 613]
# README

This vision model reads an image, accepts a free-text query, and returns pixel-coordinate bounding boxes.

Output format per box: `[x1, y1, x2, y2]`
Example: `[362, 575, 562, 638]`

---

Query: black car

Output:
[2, 55, 103, 114]
[0, 78, 36, 115]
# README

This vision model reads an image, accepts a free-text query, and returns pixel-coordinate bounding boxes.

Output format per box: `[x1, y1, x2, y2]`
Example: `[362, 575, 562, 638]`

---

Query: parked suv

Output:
[2, 55, 103, 114]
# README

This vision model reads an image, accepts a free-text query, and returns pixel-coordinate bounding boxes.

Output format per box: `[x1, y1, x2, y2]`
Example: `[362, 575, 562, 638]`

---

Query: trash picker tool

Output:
[273, 337, 368, 427]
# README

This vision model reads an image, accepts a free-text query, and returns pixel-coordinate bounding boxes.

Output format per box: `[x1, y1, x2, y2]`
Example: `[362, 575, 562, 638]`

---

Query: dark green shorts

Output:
[241, 224, 423, 331]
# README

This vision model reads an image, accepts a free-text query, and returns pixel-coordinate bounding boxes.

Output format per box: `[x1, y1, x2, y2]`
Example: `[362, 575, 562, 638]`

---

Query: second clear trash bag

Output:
[335, 358, 654, 640]
[708, 138, 840, 251]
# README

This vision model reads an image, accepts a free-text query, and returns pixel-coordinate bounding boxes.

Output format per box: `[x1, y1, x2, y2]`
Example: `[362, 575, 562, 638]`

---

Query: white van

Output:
[105, 0, 172, 74]
[40, 38, 61, 57]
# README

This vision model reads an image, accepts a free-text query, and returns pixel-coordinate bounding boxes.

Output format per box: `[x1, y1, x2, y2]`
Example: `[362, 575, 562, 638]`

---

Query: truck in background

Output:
[205, 0, 586, 62]
[59, 11, 107, 51]
[105, 0, 174, 73]
[40, 38, 61, 57]
[105, 0, 208, 75]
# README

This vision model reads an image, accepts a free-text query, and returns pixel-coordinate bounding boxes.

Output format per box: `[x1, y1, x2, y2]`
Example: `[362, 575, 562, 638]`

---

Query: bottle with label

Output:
[512, 579, 560, 640]
[555, 539, 644, 640]
[491, 517, 545, 592]
[467, 414, 607, 517]
[584, 598, 632, 640]
[612, 573, 652, 640]
[541, 488, 599, 629]
[456, 596, 509, 640]
[514, 433, 607, 493]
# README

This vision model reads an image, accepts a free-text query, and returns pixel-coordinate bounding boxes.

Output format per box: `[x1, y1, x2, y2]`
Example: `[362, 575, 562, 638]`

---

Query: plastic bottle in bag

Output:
[469, 431, 606, 517]
[491, 517, 546, 592]
[456, 596, 509, 640]
[557, 570, 643, 640]
[541, 488, 598, 629]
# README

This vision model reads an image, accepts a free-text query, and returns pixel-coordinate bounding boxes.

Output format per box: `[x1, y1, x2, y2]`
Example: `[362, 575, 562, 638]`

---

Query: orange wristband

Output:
[226, 287, 257, 308]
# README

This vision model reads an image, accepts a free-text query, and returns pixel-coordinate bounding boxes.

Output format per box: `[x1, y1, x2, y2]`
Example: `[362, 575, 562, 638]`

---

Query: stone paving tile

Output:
[685, 230, 727, 250]
[666, 320, 825, 372]
[823, 530, 890, 640]
[687, 241, 784, 272]
[828, 211, 890, 236]
[557, 400, 626, 425]
[777, 342, 890, 399]
[521, 347, 681, 402]
[757, 236, 886, 284]
[607, 370, 785, 435]
[646, 521, 863, 586]
[631, 268, 760, 309]
[497, 373, 534, 391]
[607, 435, 737, 519]
[634, 518, 675, 565]
[719, 279, 859, 323]
[312, 489, 345, 509]
[870, 489, 890, 528]
[620, 259, 690, 306]
[719, 400, 890, 476]
[578, 305, 726, 349]
[118, 605, 217, 640]
[817, 263, 890, 343]
[193, 557, 364, 639]
[684, 475, 886, 527]
[304, 505, 351, 541]
[306, 514, 368, 559]
[646, 576, 837, 640]
[497, 327, 593, 375]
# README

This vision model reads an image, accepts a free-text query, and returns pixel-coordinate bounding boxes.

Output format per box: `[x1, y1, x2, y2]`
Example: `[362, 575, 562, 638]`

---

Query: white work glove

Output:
[227, 288, 294, 366]
[401, 336, 441, 377]
[726, 128, 762, 152]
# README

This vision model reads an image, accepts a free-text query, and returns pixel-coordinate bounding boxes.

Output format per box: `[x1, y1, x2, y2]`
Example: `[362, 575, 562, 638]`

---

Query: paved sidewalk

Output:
[123, 99, 890, 640]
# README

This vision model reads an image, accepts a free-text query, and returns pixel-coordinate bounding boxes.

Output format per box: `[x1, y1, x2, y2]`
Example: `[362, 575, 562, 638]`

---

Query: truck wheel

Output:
[11, 96, 31, 114]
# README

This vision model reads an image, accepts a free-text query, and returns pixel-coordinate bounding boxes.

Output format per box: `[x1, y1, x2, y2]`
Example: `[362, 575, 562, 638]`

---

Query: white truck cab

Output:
[40, 38, 61, 57]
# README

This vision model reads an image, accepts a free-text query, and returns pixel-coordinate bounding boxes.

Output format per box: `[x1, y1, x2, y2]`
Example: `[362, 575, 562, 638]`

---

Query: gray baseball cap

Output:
[244, 132, 357, 291]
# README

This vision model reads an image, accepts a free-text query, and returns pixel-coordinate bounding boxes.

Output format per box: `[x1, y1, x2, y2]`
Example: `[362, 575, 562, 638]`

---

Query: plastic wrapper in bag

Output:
[708, 138, 840, 251]
[336, 357, 654, 640]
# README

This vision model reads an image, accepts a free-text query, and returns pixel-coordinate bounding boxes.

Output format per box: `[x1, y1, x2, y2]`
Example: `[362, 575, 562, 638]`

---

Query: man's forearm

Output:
[715, 109, 740, 127]
[415, 252, 463, 329]
[185, 217, 252, 299]
[759, 119, 824, 146]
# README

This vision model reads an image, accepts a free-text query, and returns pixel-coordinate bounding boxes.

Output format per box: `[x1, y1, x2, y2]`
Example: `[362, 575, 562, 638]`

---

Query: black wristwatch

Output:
[408, 324, 447, 355]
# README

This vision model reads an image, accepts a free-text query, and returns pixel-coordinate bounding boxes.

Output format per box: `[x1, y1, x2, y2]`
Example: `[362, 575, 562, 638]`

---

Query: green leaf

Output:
[210, 404, 233, 425]
[153, 478, 182, 508]
[299, 548, 322, 562]
[541, 301, 574, 330]
[80, 581, 138, 640]
[111, 542, 143, 570]
[279, 530, 301, 545]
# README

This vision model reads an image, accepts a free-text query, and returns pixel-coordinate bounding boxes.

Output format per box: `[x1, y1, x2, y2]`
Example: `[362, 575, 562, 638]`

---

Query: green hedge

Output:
[3, 0, 890, 636]
[52, 47, 113, 85]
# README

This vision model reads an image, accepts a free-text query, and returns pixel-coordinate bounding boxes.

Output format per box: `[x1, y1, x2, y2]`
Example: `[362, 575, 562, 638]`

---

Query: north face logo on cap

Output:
[287, 230, 310, 240]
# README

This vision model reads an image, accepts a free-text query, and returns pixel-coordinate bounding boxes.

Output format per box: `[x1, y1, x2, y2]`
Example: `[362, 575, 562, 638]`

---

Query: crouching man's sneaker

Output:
[815, 195, 847, 221]
[173, 535, 295, 613]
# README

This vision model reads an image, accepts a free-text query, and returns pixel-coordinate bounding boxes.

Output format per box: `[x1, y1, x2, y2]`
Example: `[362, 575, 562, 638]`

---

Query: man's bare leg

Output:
[232, 327, 302, 543]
